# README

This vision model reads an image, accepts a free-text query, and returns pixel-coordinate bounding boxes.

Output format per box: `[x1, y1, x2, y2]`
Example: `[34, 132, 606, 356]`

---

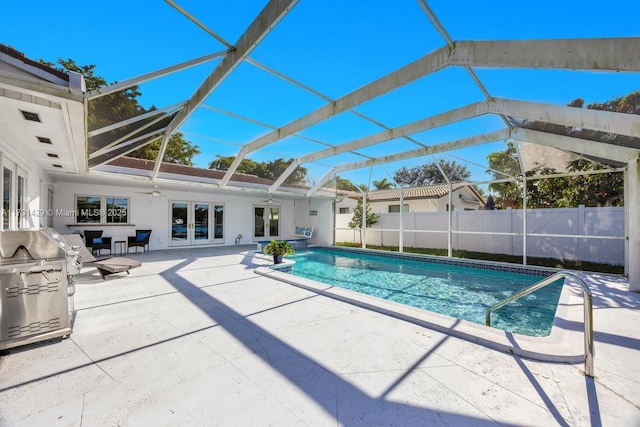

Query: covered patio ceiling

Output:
[76, 1, 640, 196]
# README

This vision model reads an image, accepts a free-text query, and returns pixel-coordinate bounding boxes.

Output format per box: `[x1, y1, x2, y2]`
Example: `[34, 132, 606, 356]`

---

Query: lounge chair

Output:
[64, 234, 141, 279]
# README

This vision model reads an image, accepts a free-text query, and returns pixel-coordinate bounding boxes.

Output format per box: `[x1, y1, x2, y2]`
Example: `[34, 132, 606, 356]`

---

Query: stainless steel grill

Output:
[0, 228, 79, 351]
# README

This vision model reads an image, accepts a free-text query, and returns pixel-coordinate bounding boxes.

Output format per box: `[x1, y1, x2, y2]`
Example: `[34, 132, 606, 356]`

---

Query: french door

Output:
[170, 201, 224, 246]
[254, 206, 280, 240]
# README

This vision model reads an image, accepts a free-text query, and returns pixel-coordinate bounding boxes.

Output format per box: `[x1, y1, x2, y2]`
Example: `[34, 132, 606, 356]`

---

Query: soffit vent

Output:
[20, 110, 41, 122]
[37, 136, 52, 144]
[52, 164, 62, 168]
[46, 153, 59, 158]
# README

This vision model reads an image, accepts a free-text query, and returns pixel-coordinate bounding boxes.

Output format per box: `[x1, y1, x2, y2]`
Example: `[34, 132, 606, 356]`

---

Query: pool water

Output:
[287, 248, 563, 337]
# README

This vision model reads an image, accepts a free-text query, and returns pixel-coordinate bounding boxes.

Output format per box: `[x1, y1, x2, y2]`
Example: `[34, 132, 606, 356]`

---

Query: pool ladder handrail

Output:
[485, 271, 594, 377]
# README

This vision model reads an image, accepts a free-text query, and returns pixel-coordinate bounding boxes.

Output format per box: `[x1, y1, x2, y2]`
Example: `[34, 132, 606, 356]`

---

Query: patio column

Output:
[627, 158, 640, 291]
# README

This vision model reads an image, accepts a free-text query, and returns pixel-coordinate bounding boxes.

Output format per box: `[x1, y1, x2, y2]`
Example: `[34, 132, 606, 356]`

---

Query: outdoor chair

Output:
[84, 230, 112, 256]
[64, 234, 141, 279]
[128, 229, 151, 253]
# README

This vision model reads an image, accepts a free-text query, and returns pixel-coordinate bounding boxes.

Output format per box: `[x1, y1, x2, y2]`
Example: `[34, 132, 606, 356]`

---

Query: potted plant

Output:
[262, 240, 295, 264]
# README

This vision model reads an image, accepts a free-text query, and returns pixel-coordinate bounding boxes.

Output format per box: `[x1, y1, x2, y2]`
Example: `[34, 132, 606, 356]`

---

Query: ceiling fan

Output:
[137, 185, 164, 197]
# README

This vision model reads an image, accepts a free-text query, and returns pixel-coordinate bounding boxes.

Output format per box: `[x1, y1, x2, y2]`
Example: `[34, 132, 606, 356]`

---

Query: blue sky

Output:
[2, 1, 638, 189]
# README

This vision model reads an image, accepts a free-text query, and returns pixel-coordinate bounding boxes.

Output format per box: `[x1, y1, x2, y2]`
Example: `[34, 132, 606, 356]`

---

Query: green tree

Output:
[372, 177, 394, 190]
[333, 176, 360, 192]
[394, 159, 471, 187]
[209, 155, 261, 175]
[130, 132, 200, 166]
[561, 159, 623, 207]
[348, 197, 379, 243]
[486, 141, 523, 208]
[44, 58, 200, 165]
[209, 155, 308, 185]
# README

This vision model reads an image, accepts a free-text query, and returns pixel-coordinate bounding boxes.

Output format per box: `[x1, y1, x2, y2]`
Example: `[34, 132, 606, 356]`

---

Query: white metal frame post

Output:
[627, 158, 640, 291]
[362, 192, 367, 249]
[515, 142, 528, 265]
[399, 188, 404, 253]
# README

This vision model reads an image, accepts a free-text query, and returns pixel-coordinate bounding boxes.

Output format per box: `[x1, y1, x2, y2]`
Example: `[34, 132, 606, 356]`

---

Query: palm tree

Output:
[372, 178, 394, 190]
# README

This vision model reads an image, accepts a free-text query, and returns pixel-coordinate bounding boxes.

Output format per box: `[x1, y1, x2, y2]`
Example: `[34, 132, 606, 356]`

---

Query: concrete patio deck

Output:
[1, 246, 639, 426]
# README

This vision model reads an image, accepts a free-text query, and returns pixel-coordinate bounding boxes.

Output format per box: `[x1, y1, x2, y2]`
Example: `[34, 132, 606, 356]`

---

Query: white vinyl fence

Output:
[335, 206, 624, 265]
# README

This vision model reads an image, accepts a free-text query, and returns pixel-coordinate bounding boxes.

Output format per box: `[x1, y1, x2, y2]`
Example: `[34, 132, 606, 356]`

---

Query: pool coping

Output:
[253, 248, 589, 365]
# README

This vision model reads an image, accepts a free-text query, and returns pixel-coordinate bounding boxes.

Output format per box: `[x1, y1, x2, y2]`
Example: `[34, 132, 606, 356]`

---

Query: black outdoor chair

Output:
[84, 230, 112, 256]
[128, 229, 152, 253]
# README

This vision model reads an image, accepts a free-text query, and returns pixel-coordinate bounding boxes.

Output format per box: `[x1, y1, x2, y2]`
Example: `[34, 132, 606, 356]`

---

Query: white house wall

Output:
[0, 135, 50, 230]
[293, 196, 333, 245]
[51, 180, 330, 250]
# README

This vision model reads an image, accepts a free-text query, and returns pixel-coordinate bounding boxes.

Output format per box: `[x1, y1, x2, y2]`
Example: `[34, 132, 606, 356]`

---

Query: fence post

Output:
[578, 205, 585, 262]
[508, 208, 514, 256]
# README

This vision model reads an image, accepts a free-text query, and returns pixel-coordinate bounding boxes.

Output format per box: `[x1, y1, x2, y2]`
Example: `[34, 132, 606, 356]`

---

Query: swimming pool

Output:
[286, 248, 563, 337]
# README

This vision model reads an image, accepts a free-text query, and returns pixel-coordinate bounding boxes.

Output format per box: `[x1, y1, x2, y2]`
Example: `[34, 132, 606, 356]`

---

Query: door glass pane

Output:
[254, 207, 265, 238]
[269, 207, 279, 237]
[194, 203, 209, 241]
[171, 202, 188, 241]
[3, 168, 11, 229]
[214, 205, 224, 239]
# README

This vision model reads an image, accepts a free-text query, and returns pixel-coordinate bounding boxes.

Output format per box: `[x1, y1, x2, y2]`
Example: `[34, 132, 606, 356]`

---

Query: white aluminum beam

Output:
[166, 0, 233, 48]
[492, 98, 640, 138]
[306, 129, 510, 196]
[451, 38, 640, 71]
[85, 51, 226, 100]
[511, 128, 638, 163]
[152, 0, 299, 180]
[221, 37, 640, 189]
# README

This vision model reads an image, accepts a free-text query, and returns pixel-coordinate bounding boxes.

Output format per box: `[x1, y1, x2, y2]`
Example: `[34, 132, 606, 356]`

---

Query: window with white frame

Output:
[75, 195, 129, 224]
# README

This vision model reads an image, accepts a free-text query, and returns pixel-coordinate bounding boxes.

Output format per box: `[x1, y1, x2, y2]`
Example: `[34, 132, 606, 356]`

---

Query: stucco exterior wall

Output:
[51, 179, 332, 250]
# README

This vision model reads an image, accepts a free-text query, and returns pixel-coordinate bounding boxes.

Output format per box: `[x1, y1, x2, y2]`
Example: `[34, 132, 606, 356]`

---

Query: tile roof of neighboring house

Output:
[366, 182, 484, 202]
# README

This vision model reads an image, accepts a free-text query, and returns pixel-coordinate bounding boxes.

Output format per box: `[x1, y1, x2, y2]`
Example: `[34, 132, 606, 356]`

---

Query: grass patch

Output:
[335, 242, 624, 274]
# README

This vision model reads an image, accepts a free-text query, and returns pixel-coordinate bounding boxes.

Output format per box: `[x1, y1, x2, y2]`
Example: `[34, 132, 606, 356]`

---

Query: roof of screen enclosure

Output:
[84, 0, 640, 197]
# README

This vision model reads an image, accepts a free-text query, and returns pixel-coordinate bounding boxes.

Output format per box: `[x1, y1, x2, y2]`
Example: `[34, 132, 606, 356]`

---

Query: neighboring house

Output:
[336, 182, 485, 215]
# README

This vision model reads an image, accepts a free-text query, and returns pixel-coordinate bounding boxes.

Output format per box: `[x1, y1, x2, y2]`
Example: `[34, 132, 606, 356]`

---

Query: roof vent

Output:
[37, 136, 52, 144]
[47, 153, 59, 158]
[20, 110, 41, 122]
